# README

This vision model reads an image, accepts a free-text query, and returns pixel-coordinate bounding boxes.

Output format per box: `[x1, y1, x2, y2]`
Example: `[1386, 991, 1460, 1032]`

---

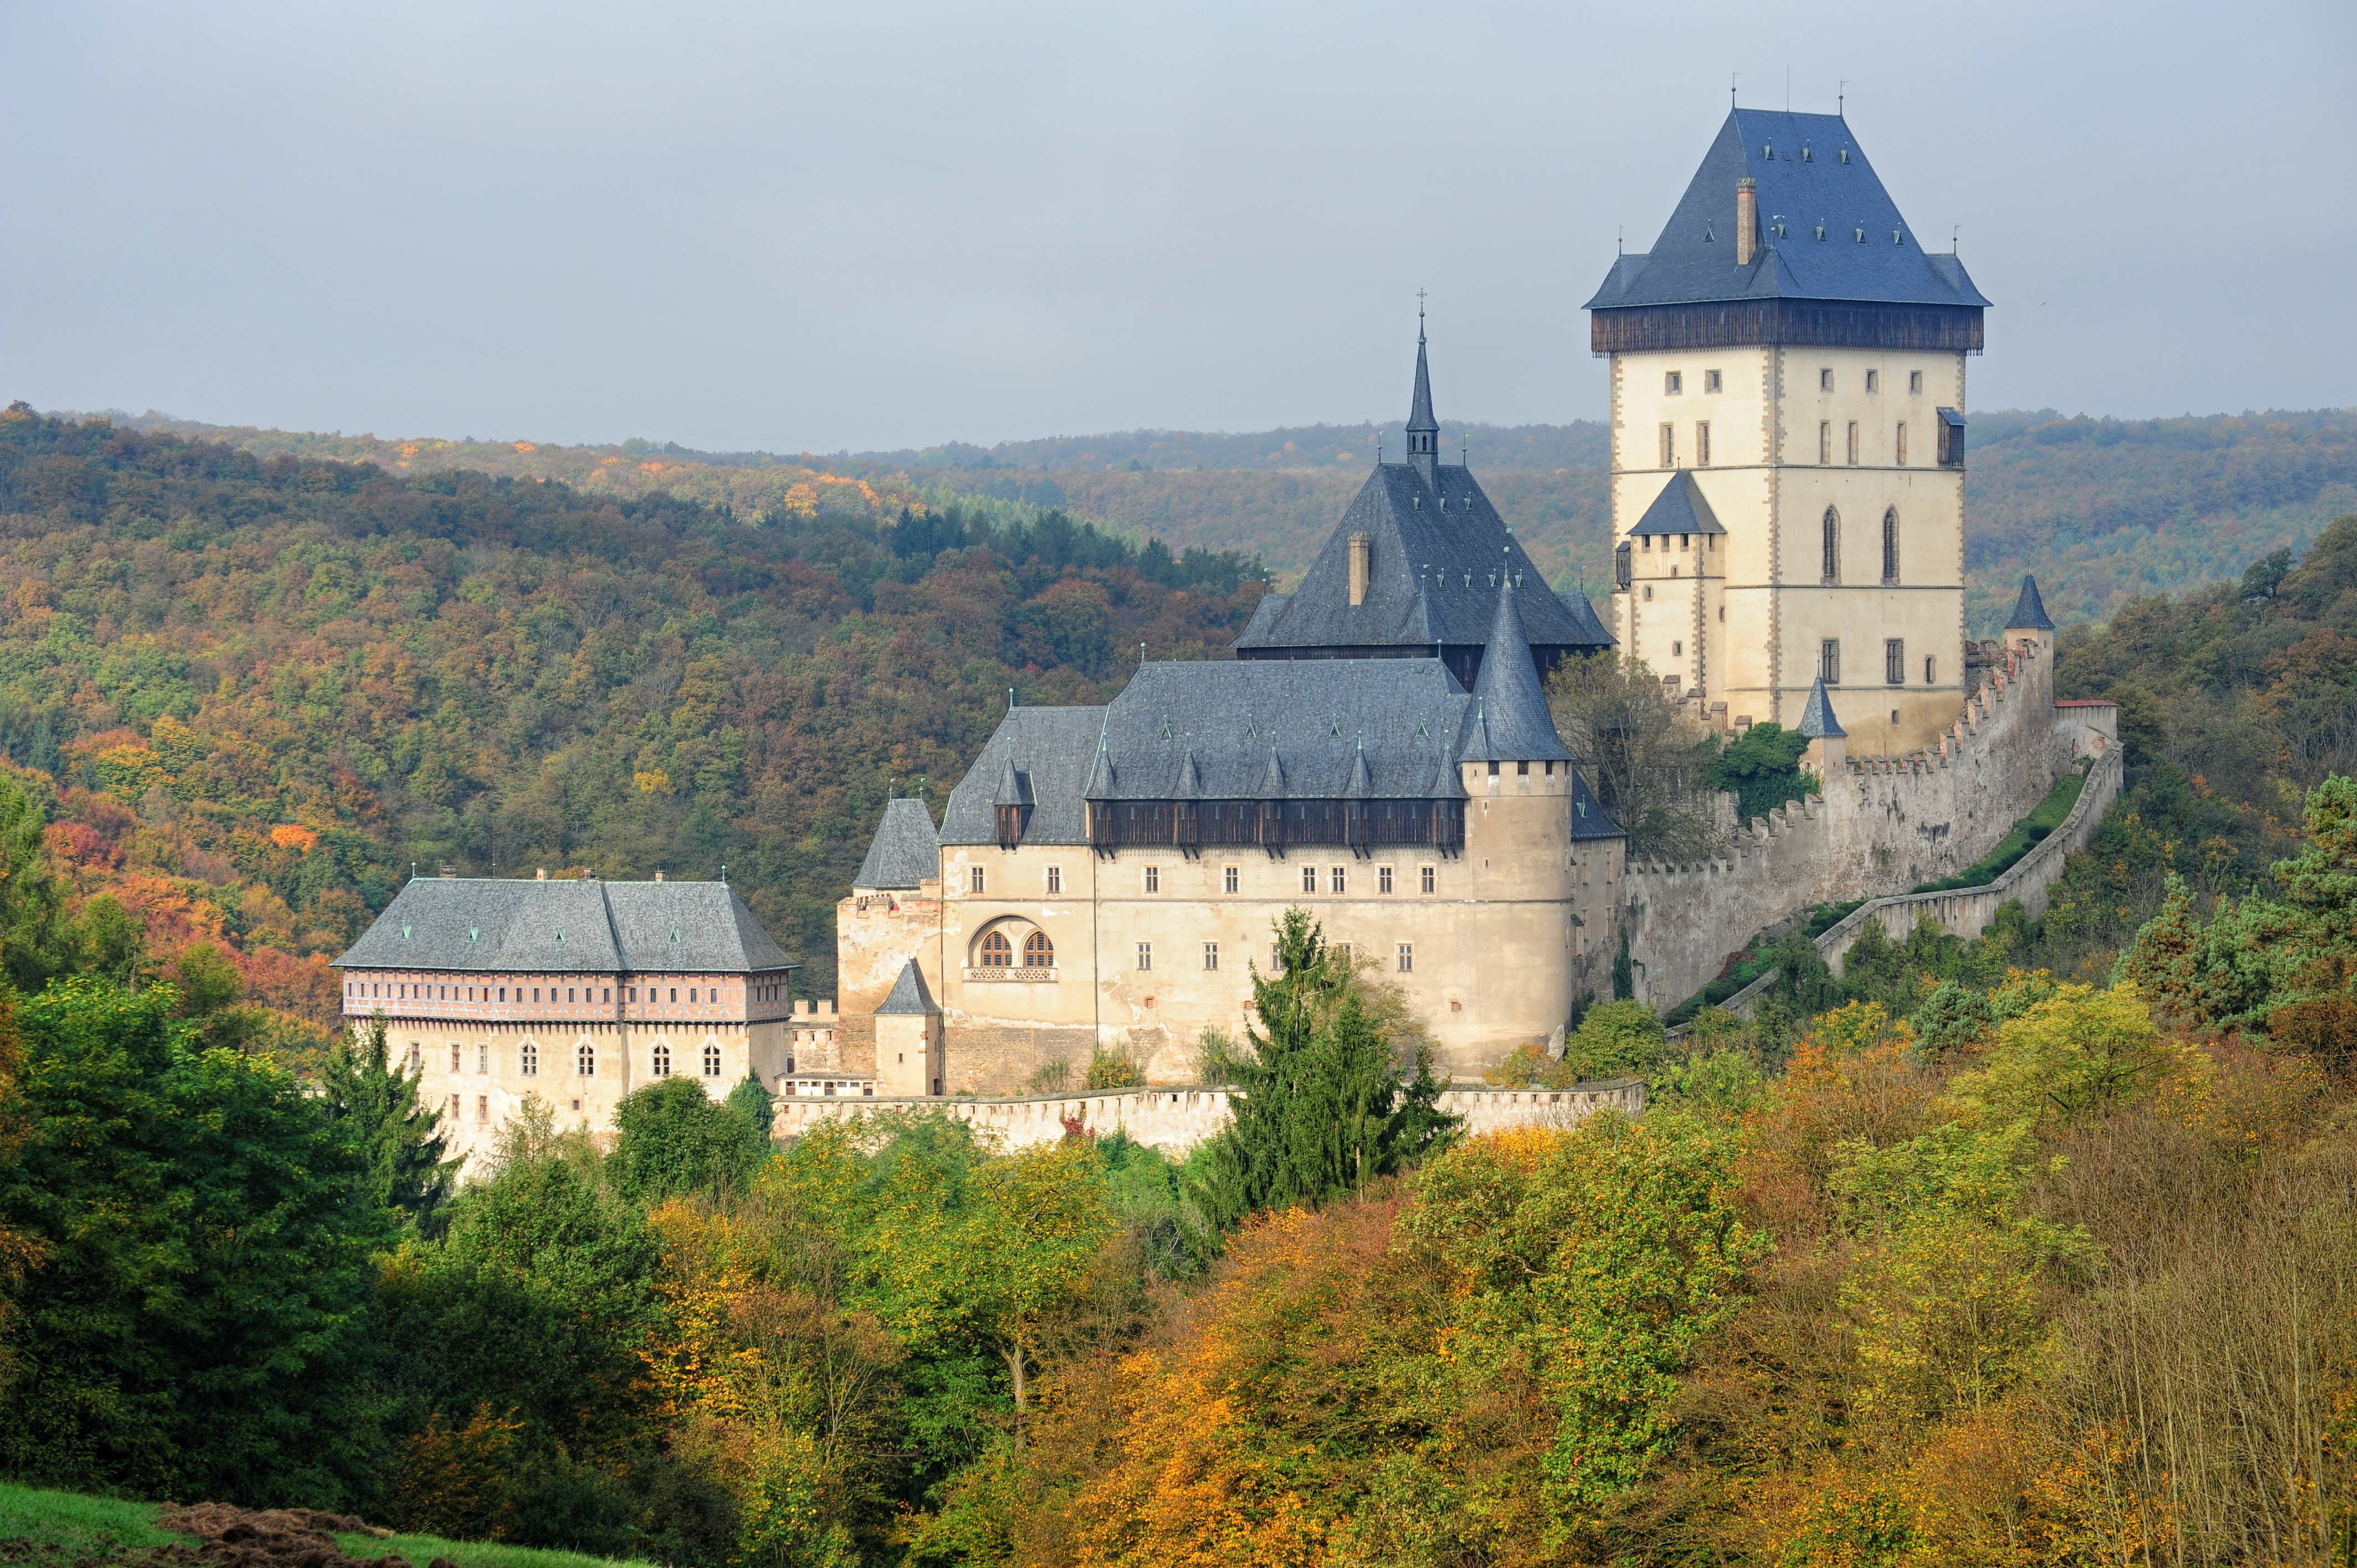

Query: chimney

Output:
[535, 866, 547, 881]
[1735, 177, 1758, 266]
[654, 868, 665, 883]
[1348, 531, 1372, 606]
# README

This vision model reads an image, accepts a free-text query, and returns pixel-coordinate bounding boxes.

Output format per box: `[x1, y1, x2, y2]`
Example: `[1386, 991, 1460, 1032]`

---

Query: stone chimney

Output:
[1735, 177, 1758, 266]
[535, 866, 547, 881]
[1347, 531, 1372, 606]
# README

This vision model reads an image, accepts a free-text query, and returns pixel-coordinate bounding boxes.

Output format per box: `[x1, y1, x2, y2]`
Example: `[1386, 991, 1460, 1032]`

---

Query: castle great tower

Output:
[1587, 108, 1989, 755]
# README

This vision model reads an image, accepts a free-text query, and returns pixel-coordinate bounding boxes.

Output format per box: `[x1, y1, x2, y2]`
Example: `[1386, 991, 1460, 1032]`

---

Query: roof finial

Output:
[1731, 70, 1738, 108]
[1839, 79, 1847, 117]
[1417, 287, 1426, 344]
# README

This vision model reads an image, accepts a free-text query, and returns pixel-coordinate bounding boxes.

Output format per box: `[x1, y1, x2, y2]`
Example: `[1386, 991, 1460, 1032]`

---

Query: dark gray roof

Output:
[939, 705, 1109, 845]
[1797, 677, 1847, 740]
[336, 878, 797, 974]
[1466, 581, 1572, 763]
[1584, 110, 1990, 313]
[1407, 333, 1437, 436]
[876, 960, 939, 1015]
[1631, 471, 1725, 537]
[1570, 770, 1624, 841]
[2006, 575, 2055, 631]
[854, 798, 940, 890]
[1234, 462, 1612, 656]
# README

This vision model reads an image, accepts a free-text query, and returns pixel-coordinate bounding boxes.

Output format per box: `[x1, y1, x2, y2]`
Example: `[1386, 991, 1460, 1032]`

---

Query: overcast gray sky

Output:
[6, 1, 2353, 452]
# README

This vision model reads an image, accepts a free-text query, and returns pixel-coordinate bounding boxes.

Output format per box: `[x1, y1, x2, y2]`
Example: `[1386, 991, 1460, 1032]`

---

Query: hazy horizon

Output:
[7, 1, 2353, 452]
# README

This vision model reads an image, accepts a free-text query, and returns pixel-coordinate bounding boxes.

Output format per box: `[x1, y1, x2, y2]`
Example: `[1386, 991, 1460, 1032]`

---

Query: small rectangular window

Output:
[1144, 865, 1160, 894]
[1136, 943, 1152, 971]
[477, 1044, 487, 1074]
[476, 1095, 488, 1123]
[603, 987, 611, 1003]
[1820, 368, 1834, 391]
[449, 1095, 460, 1120]
[1695, 422, 1710, 466]
[567, 987, 577, 1004]
[1203, 943, 1218, 972]
[1925, 656, 1937, 684]
[1659, 424, 1675, 467]
[1704, 369, 1722, 393]
[1866, 369, 1879, 393]
[969, 865, 985, 894]
[1421, 865, 1435, 894]
[1223, 865, 1238, 894]
[450, 1045, 461, 1072]
[1378, 865, 1393, 894]
[1665, 370, 1682, 394]
[531, 987, 539, 1003]
[1397, 944, 1413, 974]
[1909, 370, 1923, 393]
[1821, 639, 1842, 685]
[1847, 421, 1860, 466]
[1303, 865, 1318, 894]
[1895, 421, 1908, 465]
[1046, 865, 1062, 895]
[670, 987, 678, 1002]
[1819, 422, 1831, 464]
[1886, 638, 1905, 685]
[1517, 760, 1531, 775]
[1330, 866, 1346, 894]
[497, 987, 506, 1003]
[627, 986, 636, 1002]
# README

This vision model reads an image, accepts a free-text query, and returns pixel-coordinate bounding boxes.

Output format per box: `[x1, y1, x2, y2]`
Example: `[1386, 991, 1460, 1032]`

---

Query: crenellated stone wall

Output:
[769, 1078, 1647, 1155]
[1623, 639, 2116, 1009]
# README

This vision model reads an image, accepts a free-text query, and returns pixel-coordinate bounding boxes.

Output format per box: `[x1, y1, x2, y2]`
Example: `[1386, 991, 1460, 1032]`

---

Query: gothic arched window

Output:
[520, 1040, 538, 1076]
[1023, 930, 1054, 967]
[1881, 508, 1900, 583]
[703, 1043, 723, 1077]
[577, 1041, 595, 1077]
[1821, 508, 1840, 583]
[980, 930, 1013, 968]
[651, 1041, 672, 1077]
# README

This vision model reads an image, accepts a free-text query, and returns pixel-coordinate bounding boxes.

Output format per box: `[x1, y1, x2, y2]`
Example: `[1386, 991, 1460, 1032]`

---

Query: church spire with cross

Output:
[1406, 292, 1440, 487]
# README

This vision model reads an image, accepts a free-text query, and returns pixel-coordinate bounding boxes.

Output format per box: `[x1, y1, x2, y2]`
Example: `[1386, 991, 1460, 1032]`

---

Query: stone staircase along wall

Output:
[769, 1079, 1648, 1154]
[1623, 639, 2107, 1009]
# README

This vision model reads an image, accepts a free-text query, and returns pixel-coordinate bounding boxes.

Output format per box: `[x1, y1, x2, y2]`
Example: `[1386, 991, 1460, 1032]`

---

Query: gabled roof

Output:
[1630, 471, 1725, 537]
[1797, 677, 1847, 740]
[938, 705, 1110, 845]
[876, 960, 940, 1016]
[1233, 461, 1612, 655]
[1465, 580, 1573, 762]
[1584, 109, 1990, 313]
[2006, 575, 2055, 632]
[336, 878, 797, 974]
[855, 798, 940, 890]
[1570, 770, 1624, 841]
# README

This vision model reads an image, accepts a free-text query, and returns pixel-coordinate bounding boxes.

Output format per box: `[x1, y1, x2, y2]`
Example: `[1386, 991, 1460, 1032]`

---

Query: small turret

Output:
[1405, 310, 1440, 488]
[1797, 675, 1847, 776]
[1463, 575, 1572, 765]
[2005, 574, 2056, 659]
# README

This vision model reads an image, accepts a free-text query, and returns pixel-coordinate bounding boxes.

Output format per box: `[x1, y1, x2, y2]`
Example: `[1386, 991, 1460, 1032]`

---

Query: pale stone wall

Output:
[1623, 637, 2086, 1008]
[1610, 343, 1969, 755]
[769, 1078, 1648, 1155]
[838, 764, 1625, 1093]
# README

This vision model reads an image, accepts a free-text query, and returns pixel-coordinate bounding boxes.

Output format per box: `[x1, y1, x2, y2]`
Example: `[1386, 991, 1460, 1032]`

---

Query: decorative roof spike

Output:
[1254, 745, 1286, 800]
[1798, 675, 1847, 739]
[1346, 745, 1373, 799]
[1176, 750, 1202, 800]
[1463, 575, 1574, 764]
[2006, 574, 2056, 632]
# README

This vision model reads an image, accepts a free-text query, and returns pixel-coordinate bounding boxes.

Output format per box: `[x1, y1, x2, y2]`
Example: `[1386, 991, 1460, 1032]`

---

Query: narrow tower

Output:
[1587, 109, 1990, 755]
[1405, 303, 1440, 487]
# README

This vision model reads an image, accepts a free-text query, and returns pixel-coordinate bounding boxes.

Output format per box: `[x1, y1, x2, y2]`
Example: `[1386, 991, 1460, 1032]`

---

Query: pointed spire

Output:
[1797, 675, 1846, 739]
[1254, 745, 1286, 800]
[1084, 724, 1117, 800]
[1463, 576, 1572, 762]
[1346, 742, 1372, 799]
[993, 756, 1030, 807]
[1406, 299, 1439, 487]
[2005, 574, 2055, 632]
[1175, 750, 1201, 800]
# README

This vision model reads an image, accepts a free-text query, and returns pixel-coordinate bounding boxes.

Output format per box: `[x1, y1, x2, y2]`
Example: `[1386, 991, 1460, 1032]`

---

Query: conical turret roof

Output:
[2006, 575, 2055, 631]
[1797, 676, 1846, 739]
[1461, 576, 1572, 762]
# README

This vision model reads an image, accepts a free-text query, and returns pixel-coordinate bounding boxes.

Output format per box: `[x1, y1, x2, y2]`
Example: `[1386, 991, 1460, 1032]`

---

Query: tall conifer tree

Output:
[317, 1014, 457, 1233]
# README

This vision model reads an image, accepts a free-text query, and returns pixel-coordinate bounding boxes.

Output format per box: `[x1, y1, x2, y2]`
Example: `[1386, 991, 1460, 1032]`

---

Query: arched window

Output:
[520, 1040, 539, 1076]
[1881, 508, 1900, 582]
[702, 1043, 723, 1077]
[1023, 930, 1054, 967]
[1821, 508, 1840, 582]
[651, 1041, 671, 1077]
[980, 930, 1013, 968]
[577, 1041, 595, 1077]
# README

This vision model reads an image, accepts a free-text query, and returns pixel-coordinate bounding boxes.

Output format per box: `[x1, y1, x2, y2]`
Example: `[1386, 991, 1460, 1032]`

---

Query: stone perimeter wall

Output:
[770, 1079, 1648, 1155]
[1623, 639, 2096, 1009]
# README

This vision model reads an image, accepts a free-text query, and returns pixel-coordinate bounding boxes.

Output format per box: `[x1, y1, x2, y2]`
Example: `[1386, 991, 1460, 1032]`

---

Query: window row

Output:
[1817, 507, 1906, 584]
[964, 864, 1444, 896]
[1134, 941, 1418, 974]
[1816, 639, 1937, 688]
[1661, 369, 1929, 398]
[351, 981, 759, 1004]
[410, 1039, 725, 1078]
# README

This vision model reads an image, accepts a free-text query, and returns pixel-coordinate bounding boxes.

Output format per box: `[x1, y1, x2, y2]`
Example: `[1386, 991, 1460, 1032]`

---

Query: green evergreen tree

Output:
[317, 1013, 457, 1234]
[1192, 911, 1460, 1231]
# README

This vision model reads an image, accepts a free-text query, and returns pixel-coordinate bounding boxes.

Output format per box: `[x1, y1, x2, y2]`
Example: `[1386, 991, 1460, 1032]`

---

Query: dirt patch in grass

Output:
[1, 1504, 455, 1568]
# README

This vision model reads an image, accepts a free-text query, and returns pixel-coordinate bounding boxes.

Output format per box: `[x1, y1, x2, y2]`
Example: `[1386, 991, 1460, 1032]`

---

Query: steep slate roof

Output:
[854, 798, 941, 890]
[1570, 771, 1624, 841]
[2006, 575, 2055, 631]
[1466, 581, 1573, 763]
[1630, 471, 1726, 537]
[1584, 109, 1989, 313]
[1234, 461, 1612, 654]
[876, 960, 940, 1015]
[938, 705, 1109, 846]
[1797, 677, 1847, 739]
[336, 878, 797, 974]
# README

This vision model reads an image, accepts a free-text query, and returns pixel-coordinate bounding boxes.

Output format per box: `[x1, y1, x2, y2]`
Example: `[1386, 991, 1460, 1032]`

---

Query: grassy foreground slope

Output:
[0, 1485, 648, 1568]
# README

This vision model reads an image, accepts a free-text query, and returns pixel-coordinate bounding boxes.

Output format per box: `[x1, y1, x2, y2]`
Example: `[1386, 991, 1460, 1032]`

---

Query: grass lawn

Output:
[0, 1484, 652, 1568]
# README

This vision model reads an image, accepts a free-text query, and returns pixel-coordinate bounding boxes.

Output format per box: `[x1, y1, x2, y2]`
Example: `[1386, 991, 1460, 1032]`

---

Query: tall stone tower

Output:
[1587, 109, 1989, 756]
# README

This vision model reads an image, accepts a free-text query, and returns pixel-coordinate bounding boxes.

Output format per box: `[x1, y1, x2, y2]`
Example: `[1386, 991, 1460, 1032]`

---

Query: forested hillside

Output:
[114, 404, 2357, 631]
[0, 405, 1263, 1008]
